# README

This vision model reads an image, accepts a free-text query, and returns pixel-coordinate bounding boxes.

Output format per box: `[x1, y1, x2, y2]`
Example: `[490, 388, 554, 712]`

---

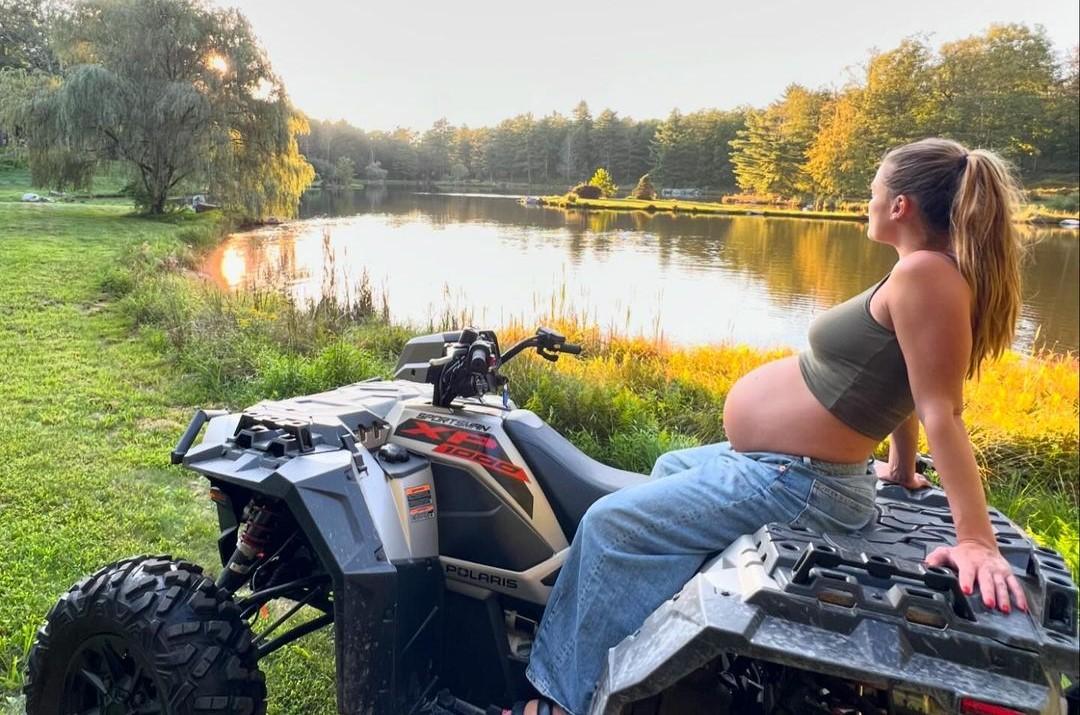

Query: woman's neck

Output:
[893, 227, 952, 260]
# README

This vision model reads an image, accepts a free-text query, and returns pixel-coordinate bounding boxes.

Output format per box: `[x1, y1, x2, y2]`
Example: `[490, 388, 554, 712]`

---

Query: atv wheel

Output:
[24, 555, 266, 715]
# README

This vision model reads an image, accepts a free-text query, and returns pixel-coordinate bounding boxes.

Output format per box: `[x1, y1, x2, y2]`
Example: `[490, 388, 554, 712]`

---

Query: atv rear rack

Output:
[591, 484, 1079, 715]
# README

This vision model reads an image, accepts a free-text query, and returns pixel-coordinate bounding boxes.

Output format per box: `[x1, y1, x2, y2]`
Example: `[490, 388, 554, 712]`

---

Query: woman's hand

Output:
[925, 539, 1028, 613]
[873, 459, 931, 489]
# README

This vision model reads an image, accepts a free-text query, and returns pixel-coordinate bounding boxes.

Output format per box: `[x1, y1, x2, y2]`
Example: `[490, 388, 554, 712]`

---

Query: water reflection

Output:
[204, 189, 1079, 354]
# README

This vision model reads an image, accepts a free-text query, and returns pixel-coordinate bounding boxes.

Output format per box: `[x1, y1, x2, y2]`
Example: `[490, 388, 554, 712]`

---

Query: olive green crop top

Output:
[798, 274, 914, 441]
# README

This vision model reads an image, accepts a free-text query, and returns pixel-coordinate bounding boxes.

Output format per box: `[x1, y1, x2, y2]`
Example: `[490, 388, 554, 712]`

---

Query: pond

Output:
[205, 188, 1079, 355]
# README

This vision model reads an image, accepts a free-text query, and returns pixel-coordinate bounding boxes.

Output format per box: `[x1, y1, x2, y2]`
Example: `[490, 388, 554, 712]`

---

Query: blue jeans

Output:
[525, 442, 877, 714]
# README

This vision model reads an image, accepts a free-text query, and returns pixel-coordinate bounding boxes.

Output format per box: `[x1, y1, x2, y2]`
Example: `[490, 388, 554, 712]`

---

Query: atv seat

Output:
[503, 409, 649, 538]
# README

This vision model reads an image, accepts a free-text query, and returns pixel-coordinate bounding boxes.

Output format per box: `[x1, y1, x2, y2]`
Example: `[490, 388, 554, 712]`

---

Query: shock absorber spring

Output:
[217, 499, 278, 593]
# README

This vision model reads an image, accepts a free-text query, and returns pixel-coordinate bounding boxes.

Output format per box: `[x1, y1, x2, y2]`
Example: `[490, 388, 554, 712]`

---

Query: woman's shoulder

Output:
[887, 251, 970, 322]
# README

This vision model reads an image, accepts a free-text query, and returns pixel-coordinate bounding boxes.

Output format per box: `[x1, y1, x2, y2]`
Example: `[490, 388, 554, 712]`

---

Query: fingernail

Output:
[1003, 606, 1010, 614]
[963, 586, 972, 595]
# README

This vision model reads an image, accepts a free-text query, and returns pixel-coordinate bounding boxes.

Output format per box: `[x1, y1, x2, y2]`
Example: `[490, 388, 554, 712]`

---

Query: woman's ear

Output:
[890, 194, 908, 220]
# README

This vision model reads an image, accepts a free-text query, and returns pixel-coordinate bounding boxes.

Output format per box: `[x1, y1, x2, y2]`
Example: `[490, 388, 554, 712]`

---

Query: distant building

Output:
[660, 188, 703, 199]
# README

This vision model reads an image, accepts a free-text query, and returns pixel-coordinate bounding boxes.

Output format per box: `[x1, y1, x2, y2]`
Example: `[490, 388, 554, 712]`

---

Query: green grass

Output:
[0, 164, 1076, 712]
[0, 162, 135, 203]
[0, 194, 339, 711]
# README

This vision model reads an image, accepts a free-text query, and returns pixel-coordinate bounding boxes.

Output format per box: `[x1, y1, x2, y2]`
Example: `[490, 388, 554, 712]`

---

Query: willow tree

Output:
[21, 0, 312, 217]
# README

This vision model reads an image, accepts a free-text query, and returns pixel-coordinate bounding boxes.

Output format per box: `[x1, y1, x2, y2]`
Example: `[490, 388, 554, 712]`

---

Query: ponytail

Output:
[883, 138, 1024, 377]
[950, 150, 1024, 377]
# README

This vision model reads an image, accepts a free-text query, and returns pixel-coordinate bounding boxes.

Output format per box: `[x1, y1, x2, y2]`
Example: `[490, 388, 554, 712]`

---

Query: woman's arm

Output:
[875, 412, 931, 488]
[887, 255, 1027, 613]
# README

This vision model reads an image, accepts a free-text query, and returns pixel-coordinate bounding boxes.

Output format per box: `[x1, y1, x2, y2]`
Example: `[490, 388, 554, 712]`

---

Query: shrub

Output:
[630, 174, 657, 200]
[99, 266, 135, 298]
[570, 183, 602, 199]
[327, 156, 355, 189]
[364, 160, 388, 182]
[587, 168, 618, 198]
[1042, 192, 1079, 214]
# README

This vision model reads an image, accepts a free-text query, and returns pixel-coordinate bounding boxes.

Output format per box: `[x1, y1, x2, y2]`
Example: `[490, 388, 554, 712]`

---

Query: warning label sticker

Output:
[406, 484, 434, 521]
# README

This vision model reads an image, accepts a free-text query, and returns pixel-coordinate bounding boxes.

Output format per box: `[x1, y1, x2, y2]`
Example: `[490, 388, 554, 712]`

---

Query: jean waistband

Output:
[800, 455, 872, 476]
[730, 444, 871, 477]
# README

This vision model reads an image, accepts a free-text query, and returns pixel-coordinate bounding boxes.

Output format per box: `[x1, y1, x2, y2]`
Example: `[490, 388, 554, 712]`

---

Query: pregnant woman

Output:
[513, 138, 1028, 715]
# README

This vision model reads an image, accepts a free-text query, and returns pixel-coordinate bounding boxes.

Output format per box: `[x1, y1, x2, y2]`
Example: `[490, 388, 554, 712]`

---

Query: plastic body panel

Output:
[183, 415, 436, 714]
[394, 330, 462, 383]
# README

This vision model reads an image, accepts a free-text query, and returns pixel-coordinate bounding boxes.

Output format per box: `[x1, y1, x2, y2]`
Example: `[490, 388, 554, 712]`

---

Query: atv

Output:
[24, 327, 1080, 714]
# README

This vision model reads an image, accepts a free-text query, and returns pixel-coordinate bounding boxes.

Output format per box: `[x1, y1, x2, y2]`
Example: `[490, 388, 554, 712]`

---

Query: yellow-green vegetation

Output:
[1022, 189, 1080, 224]
[541, 194, 867, 222]
[0, 169, 1076, 712]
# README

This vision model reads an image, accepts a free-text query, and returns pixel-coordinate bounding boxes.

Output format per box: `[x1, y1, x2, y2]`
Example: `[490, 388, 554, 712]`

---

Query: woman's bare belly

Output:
[723, 356, 880, 463]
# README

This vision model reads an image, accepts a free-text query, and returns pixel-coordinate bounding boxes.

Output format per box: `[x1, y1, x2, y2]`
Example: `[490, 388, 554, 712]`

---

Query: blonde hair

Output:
[883, 138, 1024, 377]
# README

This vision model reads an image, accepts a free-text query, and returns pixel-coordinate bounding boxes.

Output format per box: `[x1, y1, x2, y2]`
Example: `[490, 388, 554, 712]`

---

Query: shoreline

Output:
[537, 195, 1080, 227]
[539, 195, 866, 222]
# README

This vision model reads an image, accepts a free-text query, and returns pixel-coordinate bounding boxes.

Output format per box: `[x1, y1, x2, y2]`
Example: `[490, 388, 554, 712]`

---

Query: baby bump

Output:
[723, 356, 879, 462]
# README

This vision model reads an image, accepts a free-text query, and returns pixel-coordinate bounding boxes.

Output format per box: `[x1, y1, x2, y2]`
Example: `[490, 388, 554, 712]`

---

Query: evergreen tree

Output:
[593, 109, 625, 179]
[729, 85, 826, 198]
[419, 118, 453, 181]
[630, 173, 657, 200]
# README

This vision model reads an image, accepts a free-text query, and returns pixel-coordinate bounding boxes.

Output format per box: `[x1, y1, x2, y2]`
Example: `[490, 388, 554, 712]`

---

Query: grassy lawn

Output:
[0, 168, 1075, 713]
[0, 164, 133, 203]
[0, 198, 337, 712]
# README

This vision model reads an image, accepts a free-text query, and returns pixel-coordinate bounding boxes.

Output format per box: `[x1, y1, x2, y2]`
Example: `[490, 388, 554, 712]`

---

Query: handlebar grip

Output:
[469, 344, 490, 372]
[560, 342, 583, 355]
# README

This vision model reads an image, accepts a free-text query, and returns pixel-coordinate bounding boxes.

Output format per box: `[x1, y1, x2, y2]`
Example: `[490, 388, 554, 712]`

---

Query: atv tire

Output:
[24, 555, 266, 714]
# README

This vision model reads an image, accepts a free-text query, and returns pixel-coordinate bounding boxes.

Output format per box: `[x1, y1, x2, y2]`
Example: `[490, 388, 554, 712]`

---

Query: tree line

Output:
[301, 24, 1077, 202]
[1, 2, 1076, 212]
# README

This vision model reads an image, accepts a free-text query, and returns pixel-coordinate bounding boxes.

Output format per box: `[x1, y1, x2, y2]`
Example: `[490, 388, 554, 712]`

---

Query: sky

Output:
[220, 0, 1080, 131]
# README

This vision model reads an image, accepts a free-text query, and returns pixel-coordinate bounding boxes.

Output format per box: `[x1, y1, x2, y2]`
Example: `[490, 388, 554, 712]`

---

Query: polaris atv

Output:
[24, 327, 1080, 715]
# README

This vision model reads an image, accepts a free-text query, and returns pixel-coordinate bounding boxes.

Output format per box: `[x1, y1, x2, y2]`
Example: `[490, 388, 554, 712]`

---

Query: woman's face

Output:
[867, 164, 899, 245]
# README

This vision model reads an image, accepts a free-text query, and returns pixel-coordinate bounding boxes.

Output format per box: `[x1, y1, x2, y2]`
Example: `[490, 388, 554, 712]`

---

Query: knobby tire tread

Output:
[24, 555, 267, 715]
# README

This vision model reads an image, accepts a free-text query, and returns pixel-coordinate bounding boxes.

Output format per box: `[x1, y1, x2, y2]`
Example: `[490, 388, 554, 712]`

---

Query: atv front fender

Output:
[182, 416, 431, 714]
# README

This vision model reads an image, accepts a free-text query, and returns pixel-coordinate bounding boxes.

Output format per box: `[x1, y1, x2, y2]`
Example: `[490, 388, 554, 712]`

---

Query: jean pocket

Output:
[791, 478, 875, 533]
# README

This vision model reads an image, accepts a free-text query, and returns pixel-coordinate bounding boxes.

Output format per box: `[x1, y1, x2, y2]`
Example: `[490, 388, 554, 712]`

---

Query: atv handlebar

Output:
[499, 328, 582, 365]
[428, 327, 582, 407]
